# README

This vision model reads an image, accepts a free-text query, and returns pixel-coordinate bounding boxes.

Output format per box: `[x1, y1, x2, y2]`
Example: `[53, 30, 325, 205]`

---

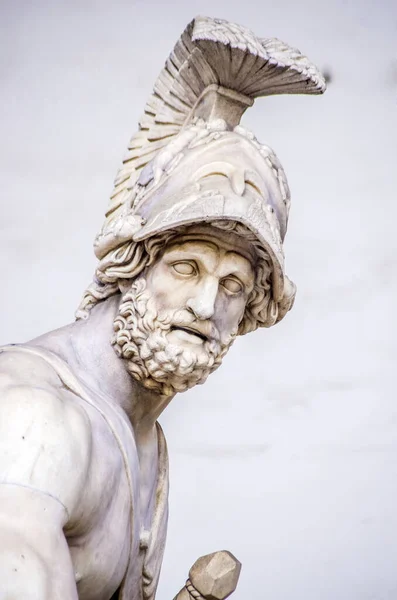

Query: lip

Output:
[170, 325, 208, 342]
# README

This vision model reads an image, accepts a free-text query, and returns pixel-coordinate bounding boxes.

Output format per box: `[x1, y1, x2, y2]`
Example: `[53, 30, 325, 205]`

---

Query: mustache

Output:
[169, 310, 220, 342]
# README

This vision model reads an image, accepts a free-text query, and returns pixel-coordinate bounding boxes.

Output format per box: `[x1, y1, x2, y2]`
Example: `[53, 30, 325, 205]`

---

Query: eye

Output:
[172, 261, 197, 276]
[221, 278, 243, 294]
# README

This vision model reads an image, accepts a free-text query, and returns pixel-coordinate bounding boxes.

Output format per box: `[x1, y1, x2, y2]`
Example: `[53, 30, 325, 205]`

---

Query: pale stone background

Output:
[1, 1, 396, 598]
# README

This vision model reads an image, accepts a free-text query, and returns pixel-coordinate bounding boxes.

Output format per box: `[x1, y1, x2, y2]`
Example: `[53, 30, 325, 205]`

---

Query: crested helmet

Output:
[79, 16, 326, 329]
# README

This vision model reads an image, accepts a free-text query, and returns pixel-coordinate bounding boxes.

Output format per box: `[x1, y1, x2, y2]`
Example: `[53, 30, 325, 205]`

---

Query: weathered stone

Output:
[0, 14, 325, 600]
[189, 550, 242, 600]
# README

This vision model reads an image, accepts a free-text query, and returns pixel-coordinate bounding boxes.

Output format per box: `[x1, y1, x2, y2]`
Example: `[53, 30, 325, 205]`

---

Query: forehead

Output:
[166, 225, 256, 260]
[163, 236, 255, 276]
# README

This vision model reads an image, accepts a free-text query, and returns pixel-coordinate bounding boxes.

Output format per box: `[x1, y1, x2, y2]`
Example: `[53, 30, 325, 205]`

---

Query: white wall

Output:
[1, 1, 396, 598]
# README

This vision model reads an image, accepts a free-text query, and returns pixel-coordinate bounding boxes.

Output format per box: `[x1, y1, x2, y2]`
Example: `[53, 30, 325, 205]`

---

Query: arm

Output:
[0, 484, 78, 599]
[0, 354, 91, 599]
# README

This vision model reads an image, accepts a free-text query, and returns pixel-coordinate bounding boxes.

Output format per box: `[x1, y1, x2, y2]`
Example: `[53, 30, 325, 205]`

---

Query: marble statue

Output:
[0, 16, 325, 600]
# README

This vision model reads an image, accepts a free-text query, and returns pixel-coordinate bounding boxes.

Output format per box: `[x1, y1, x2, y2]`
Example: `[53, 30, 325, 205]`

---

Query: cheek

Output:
[145, 264, 169, 306]
[215, 296, 247, 338]
[145, 264, 192, 311]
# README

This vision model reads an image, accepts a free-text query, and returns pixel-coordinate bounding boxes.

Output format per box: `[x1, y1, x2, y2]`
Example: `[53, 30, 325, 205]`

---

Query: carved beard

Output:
[111, 278, 237, 396]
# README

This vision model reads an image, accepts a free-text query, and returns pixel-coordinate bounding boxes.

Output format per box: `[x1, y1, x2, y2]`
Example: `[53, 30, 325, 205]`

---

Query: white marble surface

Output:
[1, 1, 396, 598]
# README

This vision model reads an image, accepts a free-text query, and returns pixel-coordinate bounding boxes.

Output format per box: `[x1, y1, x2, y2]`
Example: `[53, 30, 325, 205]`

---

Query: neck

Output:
[29, 295, 175, 437]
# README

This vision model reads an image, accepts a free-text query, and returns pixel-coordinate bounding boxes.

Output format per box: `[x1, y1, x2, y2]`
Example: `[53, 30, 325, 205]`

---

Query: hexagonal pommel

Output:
[189, 550, 242, 600]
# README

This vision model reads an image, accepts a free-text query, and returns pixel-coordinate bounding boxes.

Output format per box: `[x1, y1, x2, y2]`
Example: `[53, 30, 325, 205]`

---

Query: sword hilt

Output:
[173, 550, 241, 600]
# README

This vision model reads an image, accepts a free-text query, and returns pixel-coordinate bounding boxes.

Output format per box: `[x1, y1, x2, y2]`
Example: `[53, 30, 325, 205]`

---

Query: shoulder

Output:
[0, 345, 92, 519]
[0, 344, 62, 389]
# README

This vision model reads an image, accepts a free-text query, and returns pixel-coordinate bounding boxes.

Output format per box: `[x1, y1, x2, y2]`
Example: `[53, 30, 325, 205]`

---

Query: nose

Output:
[186, 277, 218, 321]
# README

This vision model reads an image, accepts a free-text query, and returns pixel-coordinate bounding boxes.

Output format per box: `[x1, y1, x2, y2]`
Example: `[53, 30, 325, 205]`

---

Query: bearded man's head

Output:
[77, 221, 295, 396]
[111, 276, 235, 397]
